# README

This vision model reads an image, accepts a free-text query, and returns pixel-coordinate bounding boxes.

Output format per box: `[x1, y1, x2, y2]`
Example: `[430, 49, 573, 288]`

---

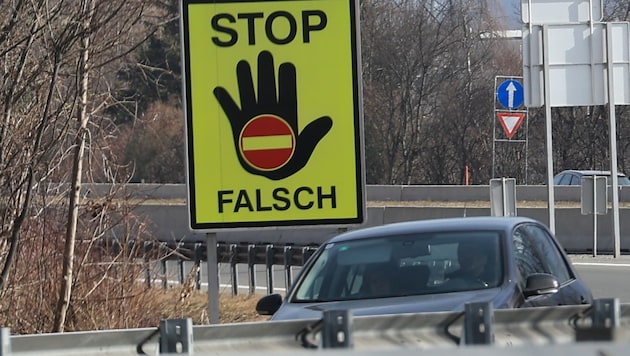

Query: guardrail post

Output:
[194, 243, 203, 290]
[159, 318, 193, 354]
[464, 302, 494, 345]
[144, 241, 152, 288]
[265, 245, 274, 295]
[230, 244, 238, 296]
[284, 246, 294, 291]
[302, 246, 315, 264]
[592, 298, 620, 328]
[576, 298, 620, 342]
[248, 244, 256, 295]
[177, 259, 185, 285]
[177, 242, 185, 284]
[160, 242, 168, 289]
[321, 310, 353, 349]
[0, 328, 10, 355]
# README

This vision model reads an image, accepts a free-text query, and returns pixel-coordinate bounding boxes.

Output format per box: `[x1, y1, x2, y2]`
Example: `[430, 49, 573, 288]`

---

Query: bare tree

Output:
[605, 0, 630, 22]
[361, 0, 515, 184]
[0, 0, 166, 332]
[54, 0, 97, 332]
[52, 0, 168, 333]
[0, 0, 76, 292]
[362, 0, 453, 184]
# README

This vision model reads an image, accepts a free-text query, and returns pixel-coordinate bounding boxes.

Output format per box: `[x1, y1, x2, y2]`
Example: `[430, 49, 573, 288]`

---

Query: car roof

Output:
[327, 216, 540, 243]
[556, 169, 627, 177]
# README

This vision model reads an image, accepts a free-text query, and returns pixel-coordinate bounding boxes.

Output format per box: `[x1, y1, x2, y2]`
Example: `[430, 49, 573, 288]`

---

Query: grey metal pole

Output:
[492, 77, 497, 179]
[542, 24, 556, 234]
[593, 179, 598, 257]
[502, 178, 509, 216]
[206, 233, 220, 324]
[605, 23, 621, 258]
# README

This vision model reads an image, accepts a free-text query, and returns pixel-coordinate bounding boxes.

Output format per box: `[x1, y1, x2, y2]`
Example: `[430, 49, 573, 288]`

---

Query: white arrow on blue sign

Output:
[497, 79, 524, 110]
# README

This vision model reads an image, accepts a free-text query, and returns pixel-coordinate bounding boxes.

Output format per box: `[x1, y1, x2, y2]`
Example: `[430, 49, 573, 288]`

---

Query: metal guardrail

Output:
[5, 299, 630, 355]
[218, 243, 317, 295]
[118, 241, 317, 294]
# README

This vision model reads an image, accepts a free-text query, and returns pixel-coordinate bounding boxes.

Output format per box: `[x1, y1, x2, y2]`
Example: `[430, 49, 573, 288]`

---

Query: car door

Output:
[512, 223, 591, 307]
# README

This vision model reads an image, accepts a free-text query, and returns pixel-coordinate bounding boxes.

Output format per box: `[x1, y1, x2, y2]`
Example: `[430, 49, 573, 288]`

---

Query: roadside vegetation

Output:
[0, 0, 629, 333]
[1, 197, 265, 333]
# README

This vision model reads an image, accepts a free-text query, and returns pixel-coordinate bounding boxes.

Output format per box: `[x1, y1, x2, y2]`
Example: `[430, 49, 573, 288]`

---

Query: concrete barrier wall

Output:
[100, 184, 630, 253]
[82, 183, 630, 202]
[367, 184, 630, 202]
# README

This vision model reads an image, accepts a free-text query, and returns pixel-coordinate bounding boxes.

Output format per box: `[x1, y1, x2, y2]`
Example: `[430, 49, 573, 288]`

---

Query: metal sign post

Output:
[605, 23, 622, 258]
[542, 24, 556, 234]
[206, 233, 220, 324]
[522, 1, 630, 247]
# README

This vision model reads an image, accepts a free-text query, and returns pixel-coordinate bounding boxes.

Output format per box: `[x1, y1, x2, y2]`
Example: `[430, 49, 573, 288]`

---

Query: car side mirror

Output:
[256, 293, 283, 316]
[523, 273, 559, 298]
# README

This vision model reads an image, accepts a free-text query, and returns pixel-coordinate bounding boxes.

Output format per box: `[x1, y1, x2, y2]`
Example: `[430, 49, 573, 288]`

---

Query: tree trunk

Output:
[54, 0, 94, 332]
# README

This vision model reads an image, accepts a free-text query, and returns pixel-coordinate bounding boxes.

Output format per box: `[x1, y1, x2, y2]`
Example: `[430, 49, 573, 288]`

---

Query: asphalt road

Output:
[570, 255, 630, 303]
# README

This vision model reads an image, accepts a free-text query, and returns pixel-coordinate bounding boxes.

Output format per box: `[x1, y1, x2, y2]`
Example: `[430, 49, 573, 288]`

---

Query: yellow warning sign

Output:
[181, 0, 364, 230]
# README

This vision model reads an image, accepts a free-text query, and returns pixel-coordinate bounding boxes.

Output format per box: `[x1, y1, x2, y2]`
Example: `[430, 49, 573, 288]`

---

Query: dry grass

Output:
[0, 228, 268, 333]
[219, 293, 269, 323]
[2, 269, 268, 333]
[149, 288, 268, 324]
[0, 191, 279, 335]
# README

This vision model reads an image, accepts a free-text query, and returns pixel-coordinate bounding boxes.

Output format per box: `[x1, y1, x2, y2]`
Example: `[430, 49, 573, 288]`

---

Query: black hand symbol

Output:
[213, 51, 332, 180]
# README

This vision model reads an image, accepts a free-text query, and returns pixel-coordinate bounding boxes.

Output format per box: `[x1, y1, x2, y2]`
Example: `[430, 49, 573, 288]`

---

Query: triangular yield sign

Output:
[497, 112, 526, 139]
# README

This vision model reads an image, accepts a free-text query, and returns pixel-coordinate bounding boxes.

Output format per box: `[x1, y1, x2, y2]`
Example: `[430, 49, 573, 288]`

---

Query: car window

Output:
[292, 231, 503, 302]
[555, 173, 572, 185]
[618, 176, 630, 185]
[598, 175, 630, 185]
[554, 174, 564, 184]
[294, 245, 330, 301]
[512, 224, 572, 286]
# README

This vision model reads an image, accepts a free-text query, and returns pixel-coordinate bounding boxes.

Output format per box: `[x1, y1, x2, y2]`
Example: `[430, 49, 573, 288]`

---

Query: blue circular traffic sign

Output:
[497, 79, 524, 110]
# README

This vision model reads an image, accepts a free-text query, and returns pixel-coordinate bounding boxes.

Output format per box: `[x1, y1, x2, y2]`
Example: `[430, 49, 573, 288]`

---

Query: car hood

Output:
[270, 287, 509, 321]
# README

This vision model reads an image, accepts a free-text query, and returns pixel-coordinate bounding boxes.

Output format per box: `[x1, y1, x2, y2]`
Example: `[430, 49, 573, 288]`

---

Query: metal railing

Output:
[6, 299, 630, 355]
[120, 240, 318, 295]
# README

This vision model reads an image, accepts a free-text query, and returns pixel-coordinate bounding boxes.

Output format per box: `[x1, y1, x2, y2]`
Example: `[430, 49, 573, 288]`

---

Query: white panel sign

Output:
[610, 23, 630, 105]
[581, 176, 607, 215]
[521, 0, 603, 24]
[546, 24, 606, 106]
[522, 25, 544, 107]
[523, 22, 630, 107]
[490, 178, 517, 217]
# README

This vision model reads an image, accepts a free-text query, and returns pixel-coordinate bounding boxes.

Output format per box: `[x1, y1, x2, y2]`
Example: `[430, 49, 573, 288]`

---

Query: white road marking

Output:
[572, 262, 630, 267]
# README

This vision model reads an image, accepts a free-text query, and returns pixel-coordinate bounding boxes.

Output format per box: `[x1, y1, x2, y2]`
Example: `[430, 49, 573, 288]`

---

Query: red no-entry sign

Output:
[239, 115, 295, 170]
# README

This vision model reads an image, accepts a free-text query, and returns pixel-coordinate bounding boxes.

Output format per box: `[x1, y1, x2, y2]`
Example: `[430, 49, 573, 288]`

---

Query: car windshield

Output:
[554, 171, 630, 185]
[293, 231, 503, 303]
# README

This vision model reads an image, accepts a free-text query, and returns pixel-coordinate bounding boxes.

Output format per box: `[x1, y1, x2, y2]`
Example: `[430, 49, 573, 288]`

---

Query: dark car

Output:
[256, 216, 593, 320]
[553, 169, 630, 186]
